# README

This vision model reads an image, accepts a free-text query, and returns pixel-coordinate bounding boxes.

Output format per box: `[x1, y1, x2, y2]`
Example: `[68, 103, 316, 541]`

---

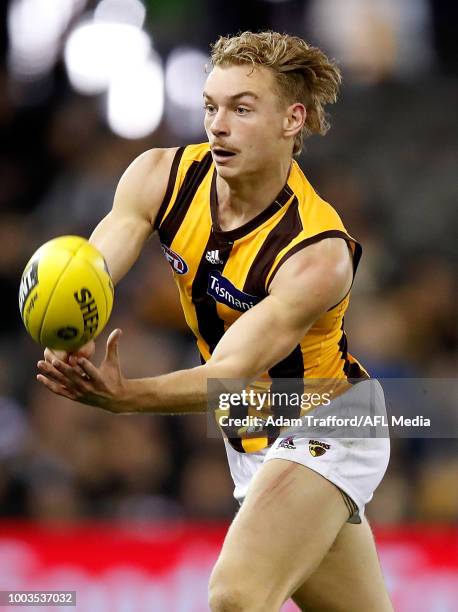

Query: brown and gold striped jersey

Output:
[155, 143, 368, 451]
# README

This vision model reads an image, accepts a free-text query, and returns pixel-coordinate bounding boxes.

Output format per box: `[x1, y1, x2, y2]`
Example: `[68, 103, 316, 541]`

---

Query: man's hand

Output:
[37, 329, 128, 413]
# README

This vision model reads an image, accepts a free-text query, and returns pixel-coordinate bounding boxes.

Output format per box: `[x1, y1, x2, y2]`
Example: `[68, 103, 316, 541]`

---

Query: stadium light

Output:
[94, 0, 146, 28]
[8, 0, 86, 80]
[165, 47, 208, 109]
[106, 53, 164, 139]
[64, 21, 151, 95]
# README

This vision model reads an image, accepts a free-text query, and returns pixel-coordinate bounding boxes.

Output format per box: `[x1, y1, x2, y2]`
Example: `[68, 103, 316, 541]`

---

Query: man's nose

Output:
[210, 110, 229, 136]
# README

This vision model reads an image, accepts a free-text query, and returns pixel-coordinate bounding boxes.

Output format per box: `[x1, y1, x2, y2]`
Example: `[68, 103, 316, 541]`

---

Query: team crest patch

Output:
[207, 271, 260, 312]
[309, 440, 331, 456]
[279, 436, 296, 450]
[160, 244, 189, 275]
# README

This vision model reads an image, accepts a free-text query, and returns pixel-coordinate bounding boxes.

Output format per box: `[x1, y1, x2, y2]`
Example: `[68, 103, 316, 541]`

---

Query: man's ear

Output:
[283, 103, 306, 138]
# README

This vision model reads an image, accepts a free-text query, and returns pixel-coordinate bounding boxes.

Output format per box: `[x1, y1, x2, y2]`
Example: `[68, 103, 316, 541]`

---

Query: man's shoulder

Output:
[143, 142, 210, 182]
[113, 147, 180, 220]
[132, 146, 180, 174]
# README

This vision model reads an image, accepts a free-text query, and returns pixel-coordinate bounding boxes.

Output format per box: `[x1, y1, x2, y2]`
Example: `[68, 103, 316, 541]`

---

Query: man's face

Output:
[203, 64, 289, 178]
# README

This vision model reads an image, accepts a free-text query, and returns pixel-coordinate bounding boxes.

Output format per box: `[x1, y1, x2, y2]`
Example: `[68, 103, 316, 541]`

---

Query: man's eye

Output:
[204, 104, 216, 113]
[236, 107, 249, 115]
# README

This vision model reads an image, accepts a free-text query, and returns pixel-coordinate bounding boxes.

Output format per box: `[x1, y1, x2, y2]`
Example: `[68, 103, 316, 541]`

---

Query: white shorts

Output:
[223, 380, 390, 523]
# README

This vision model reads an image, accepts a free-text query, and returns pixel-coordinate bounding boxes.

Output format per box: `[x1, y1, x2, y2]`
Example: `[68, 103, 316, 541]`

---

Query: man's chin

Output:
[215, 164, 239, 179]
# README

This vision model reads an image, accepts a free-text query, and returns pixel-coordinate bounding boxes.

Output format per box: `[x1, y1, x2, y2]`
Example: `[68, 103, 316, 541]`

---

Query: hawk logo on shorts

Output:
[309, 440, 331, 457]
[279, 436, 296, 450]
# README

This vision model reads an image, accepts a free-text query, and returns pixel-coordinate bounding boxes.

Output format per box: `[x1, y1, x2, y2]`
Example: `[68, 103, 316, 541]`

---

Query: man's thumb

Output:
[105, 328, 122, 363]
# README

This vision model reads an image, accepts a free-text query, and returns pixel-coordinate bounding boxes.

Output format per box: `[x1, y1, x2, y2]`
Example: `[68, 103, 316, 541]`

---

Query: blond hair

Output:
[210, 31, 342, 155]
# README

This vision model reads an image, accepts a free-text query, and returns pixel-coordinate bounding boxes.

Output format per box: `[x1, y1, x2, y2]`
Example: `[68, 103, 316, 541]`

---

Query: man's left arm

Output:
[37, 238, 353, 413]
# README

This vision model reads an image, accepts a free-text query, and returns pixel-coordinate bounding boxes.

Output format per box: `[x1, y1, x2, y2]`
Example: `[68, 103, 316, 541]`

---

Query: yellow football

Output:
[19, 236, 114, 350]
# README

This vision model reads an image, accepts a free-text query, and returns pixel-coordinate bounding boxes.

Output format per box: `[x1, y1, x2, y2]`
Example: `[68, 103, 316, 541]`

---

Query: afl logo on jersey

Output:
[160, 244, 189, 275]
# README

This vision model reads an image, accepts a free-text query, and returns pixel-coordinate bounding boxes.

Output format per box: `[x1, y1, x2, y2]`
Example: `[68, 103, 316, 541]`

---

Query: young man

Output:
[37, 31, 392, 611]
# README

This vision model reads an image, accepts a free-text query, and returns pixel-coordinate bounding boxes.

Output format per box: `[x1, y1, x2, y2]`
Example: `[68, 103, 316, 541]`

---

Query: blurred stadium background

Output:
[0, 0, 457, 610]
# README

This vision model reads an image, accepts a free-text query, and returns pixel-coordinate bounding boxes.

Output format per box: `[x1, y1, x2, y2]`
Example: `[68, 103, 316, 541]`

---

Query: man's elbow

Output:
[203, 356, 258, 387]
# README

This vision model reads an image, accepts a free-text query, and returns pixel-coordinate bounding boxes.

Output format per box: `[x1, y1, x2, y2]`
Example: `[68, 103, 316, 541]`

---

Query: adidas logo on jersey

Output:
[206, 250, 223, 265]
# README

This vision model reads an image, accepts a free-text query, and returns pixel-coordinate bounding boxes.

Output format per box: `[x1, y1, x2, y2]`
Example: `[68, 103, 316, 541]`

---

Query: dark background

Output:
[0, 0, 456, 525]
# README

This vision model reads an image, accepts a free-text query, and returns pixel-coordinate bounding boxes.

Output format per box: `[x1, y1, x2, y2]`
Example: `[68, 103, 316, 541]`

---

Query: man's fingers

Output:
[104, 328, 122, 363]
[38, 359, 94, 388]
[44, 347, 68, 363]
[51, 360, 92, 392]
[36, 374, 78, 400]
[76, 358, 101, 382]
[75, 340, 96, 360]
[37, 360, 71, 386]
[68, 355, 89, 378]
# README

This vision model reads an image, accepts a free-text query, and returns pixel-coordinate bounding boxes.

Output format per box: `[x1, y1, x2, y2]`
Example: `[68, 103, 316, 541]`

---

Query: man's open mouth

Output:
[213, 148, 236, 157]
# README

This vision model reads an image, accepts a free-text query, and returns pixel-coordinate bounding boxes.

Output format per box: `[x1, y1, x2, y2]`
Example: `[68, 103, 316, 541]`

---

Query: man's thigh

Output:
[291, 517, 393, 612]
[209, 459, 349, 611]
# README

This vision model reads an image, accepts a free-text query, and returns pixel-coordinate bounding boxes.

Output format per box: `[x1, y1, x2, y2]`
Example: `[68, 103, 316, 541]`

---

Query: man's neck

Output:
[215, 159, 292, 232]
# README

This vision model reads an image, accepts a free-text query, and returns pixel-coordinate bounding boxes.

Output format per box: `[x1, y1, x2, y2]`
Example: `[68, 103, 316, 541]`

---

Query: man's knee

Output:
[209, 585, 272, 612]
[208, 567, 263, 612]
[208, 584, 246, 612]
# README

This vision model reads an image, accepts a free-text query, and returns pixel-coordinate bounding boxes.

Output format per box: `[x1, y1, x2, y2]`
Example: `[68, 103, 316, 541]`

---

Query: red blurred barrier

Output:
[0, 523, 456, 611]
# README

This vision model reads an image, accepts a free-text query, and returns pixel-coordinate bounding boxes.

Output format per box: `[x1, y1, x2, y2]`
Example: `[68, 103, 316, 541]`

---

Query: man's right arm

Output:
[44, 146, 178, 363]
[90, 147, 178, 283]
